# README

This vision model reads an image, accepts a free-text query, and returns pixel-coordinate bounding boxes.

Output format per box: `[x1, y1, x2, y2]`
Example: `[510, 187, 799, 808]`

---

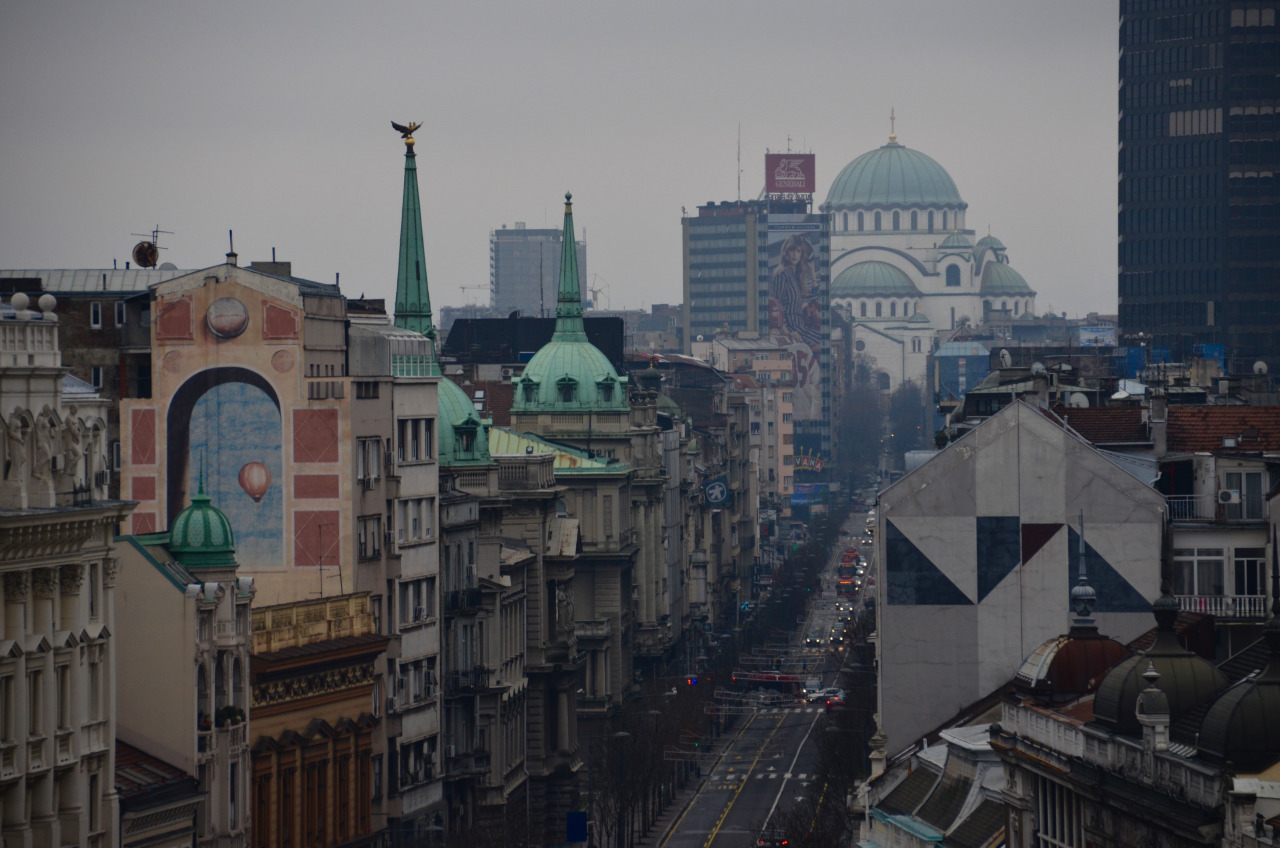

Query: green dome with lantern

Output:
[512, 193, 628, 414]
[169, 474, 237, 570]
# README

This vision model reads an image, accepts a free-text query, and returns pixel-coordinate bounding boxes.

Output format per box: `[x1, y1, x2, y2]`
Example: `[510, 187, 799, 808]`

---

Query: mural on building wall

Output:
[187, 380, 284, 568]
[766, 216, 824, 420]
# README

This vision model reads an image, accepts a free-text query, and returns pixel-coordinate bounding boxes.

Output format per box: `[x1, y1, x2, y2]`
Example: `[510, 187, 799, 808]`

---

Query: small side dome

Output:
[939, 232, 972, 249]
[1016, 632, 1131, 703]
[831, 261, 922, 299]
[907, 311, 931, 324]
[438, 378, 491, 466]
[1198, 617, 1280, 770]
[169, 486, 237, 570]
[1093, 595, 1227, 735]
[980, 261, 1035, 296]
[975, 234, 1006, 253]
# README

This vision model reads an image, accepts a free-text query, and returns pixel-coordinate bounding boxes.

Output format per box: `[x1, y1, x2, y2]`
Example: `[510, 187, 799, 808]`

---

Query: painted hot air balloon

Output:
[238, 461, 271, 504]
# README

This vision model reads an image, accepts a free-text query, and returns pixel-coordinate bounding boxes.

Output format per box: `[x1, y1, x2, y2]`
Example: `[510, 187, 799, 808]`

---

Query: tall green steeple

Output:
[553, 192, 588, 341]
[391, 121, 438, 359]
[511, 193, 628, 413]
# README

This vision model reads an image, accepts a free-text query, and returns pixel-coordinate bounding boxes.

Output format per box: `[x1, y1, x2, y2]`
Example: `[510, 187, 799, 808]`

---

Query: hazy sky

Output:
[1, 0, 1118, 318]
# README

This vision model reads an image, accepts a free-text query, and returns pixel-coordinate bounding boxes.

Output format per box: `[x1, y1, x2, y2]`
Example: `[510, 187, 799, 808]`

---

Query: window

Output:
[111, 441, 121, 471]
[781, 392, 793, 403]
[841, 212, 848, 230]
[355, 381, 380, 399]
[750, 422, 760, 435]
[521, 380, 537, 402]
[358, 516, 382, 560]
[782, 413, 792, 423]
[875, 302, 882, 317]
[557, 377, 578, 403]
[892, 211, 900, 230]
[784, 456, 793, 466]
[57, 665, 70, 730]
[89, 302, 103, 329]
[91, 366, 104, 389]
[946, 265, 961, 287]
[874, 212, 882, 230]
[942, 211, 948, 230]
[371, 754, 383, 800]
[357, 437, 381, 481]
[928, 211, 934, 232]
[1173, 548, 1225, 596]
[910, 211, 917, 230]
[89, 562, 100, 619]
[860, 302, 867, 317]
[1234, 548, 1266, 597]
[597, 380, 614, 402]
[114, 302, 125, 327]
[27, 670, 41, 736]
[397, 497, 434, 543]
[890, 302, 897, 317]
[0, 676, 12, 742]
[456, 424, 477, 454]
[399, 577, 435, 625]
[1223, 470, 1264, 519]
[398, 418, 434, 462]
[857, 212, 864, 231]
[784, 476, 793, 487]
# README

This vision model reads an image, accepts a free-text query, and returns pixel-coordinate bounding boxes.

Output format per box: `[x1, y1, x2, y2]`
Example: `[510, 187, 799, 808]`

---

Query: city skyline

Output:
[1, 0, 1117, 318]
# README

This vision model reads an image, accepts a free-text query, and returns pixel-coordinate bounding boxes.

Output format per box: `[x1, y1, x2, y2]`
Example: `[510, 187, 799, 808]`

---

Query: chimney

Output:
[1149, 389, 1168, 455]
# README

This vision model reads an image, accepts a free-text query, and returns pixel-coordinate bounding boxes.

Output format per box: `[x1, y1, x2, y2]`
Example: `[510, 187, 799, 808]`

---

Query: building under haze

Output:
[491, 223, 586, 318]
[1118, 0, 1280, 372]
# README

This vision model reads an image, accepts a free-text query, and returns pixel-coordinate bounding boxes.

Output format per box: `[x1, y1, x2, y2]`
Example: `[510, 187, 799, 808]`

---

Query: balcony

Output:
[574, 618, 612, 641]
[445, 588, 484, 614]
[1167, 494, 1265, 523]
[1176, 594, 1268, 621]
[447, 666, 491, 692]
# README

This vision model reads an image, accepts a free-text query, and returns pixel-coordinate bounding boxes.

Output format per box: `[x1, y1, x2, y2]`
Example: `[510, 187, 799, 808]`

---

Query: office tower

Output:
[490, 223, 586, 317]
[1118, 1, 1280, 369]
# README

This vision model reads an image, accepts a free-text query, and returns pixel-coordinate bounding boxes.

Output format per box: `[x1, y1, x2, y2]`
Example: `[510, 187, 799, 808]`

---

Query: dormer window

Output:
[596, 376, 616, 402]
[557, 377, 578, 403]
[456, 423, 477, 454]
[520, 377, 539, 403]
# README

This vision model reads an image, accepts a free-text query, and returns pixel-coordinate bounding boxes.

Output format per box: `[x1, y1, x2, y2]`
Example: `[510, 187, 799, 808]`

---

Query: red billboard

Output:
[765, 153, 816, 194]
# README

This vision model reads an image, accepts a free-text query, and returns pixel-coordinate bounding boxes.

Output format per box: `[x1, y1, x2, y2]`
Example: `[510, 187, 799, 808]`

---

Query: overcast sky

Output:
[0, 0, 1118, 319]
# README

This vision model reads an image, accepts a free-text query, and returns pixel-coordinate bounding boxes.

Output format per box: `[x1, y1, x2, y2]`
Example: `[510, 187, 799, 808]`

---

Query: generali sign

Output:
[765, 153, 816, 194]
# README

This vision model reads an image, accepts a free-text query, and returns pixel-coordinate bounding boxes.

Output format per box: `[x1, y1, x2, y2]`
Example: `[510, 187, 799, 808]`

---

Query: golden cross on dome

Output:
[889, 107, 897, 143]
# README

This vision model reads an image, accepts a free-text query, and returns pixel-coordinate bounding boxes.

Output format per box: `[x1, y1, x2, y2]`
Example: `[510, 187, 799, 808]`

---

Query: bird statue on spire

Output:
[391, 121, 422, 149]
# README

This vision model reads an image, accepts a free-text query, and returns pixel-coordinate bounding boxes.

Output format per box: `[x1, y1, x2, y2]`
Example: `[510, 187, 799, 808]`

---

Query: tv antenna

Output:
[130, 225, 173, 269]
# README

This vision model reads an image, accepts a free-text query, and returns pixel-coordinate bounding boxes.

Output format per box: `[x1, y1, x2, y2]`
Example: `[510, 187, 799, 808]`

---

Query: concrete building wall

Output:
[876, 401, 1165, 755]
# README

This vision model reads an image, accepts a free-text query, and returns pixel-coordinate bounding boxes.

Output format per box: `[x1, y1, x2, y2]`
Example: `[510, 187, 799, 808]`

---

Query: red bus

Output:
[731, 671, 804, 702]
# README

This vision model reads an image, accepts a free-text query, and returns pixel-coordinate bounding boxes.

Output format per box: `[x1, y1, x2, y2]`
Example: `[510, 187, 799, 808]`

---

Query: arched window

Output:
[860, 302, 867, 317]
[903, 301, 910, 316]
[912, 337, 921, 353]
[910, 211, 918, 230]
[456, 423, 477, 453]
[857, 212, 864, 231]
[1002, 300, 1008, 312]
[842, 212, 848, 231]
[520, 379, 538, 403]
[942, 211, 948, 230]
[928, 211, 934, 232]
[892, 211, 900, 230]
[877, 372, 891, 391]
[890, 302, 897, 317]
[1013, 301, 1020, 315]
[875, 302, 882, 317]
[874, 212, 881, 230]
[946, 265, 961, 287]
[596, 376, 616, 402]
[556, 377, 578, 403]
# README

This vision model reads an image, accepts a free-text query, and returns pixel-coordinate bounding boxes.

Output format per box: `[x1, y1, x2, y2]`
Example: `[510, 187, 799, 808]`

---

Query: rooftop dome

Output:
[169, 478, 237, 571]
[980, 261, 1034, 296]
[513, 194, 628, 414]
[1093, 595, 1227, 735]
[940, 232, 973, 249]
[1198, 616, 1280, 770]
[438, 378, 491, 466]
[975, 234, 1006, 253]
[1016, 632, 1130, 703]
[907, 310, 931, 324]
[831, 261, 922, 299]
[825, 139, 966, 210]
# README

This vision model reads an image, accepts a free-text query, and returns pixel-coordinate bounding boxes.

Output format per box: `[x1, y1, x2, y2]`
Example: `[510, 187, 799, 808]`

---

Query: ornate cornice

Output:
[252, 661, 377, 709]
[0, 510, 129, 563]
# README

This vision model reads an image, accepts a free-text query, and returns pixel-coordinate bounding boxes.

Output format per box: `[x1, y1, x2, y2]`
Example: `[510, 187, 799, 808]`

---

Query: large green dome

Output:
[438, 378, 492, 466]
[831, 261, 922, 298]
[170, 485, 237, 570]
[980, 261, 1035, 296]
[512, 193, 629, 414]
[825, 141, 966, 210]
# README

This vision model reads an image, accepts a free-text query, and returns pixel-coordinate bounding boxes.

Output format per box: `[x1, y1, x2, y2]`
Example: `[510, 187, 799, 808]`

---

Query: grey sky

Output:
[1, 0, 1117, 319]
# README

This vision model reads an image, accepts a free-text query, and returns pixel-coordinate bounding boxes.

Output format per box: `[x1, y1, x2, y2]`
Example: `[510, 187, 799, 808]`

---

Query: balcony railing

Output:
[445, 588, 484, 613]
[1176, 594, 1268, 620]
[447, 667, 491, 692]
[1166, 494, 1266, 522]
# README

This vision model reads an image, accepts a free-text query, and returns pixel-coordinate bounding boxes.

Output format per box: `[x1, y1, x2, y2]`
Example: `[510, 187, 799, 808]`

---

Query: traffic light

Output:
[686, 676, 698, 686]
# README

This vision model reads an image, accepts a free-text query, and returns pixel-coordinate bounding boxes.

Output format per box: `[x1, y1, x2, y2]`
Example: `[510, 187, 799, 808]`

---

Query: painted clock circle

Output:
[206, 297, 249, 339]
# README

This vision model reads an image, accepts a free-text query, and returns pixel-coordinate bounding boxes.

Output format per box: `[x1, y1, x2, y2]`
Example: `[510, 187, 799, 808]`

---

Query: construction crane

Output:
[459, 284, 490, 306]
[587, 274, 610, 311]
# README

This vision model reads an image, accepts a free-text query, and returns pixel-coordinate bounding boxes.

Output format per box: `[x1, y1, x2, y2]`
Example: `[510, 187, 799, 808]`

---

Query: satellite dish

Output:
[1068, 392, 1090, 408]
[696, 334, 704, 342]
[1254, 360, 1269, 375]
[999, 349, 1012, 368]
[159, 261, 178, 271]
[132, 241, 160, 268]
[1030, 362, 1046, 375]
[1111, 390, 1130, 400]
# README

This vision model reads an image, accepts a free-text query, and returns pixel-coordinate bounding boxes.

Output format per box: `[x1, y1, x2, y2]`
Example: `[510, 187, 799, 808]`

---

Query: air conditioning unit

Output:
[361, 476, 376, 491]
[502, 367, 514, 378]
[1219, 489, 1241, 504]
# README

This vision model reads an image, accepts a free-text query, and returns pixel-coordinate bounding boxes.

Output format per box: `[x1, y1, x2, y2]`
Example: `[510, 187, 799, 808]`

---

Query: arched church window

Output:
[942, 211, 948, 230]
[892, 211, 900, 230]
[842, 212, 848, 231]
[946, 265, 960, 287]
[874, 212, 881, 231]
[857, 212, 864, 231]
[890, 302, 897, 317]
[877, 372, 891, 391]
[928, 211, 934, 233]
[910, 211, 918, 230]
[1013, 301, 1019, 315]
[1002, 301, 1008, 312]
[860, 302, 866, 318]
[912, 337, 921, 353]
[875, 302, 882, 317]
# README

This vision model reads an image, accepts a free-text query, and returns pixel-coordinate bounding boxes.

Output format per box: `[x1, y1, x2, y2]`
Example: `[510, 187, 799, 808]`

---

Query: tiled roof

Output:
[1050, 404, 1150, 445]
[879, 767, 938, 816]
[116, 740, 193, 799]
[1167, 406, 1280, 453]
[449, 379, 514, 427]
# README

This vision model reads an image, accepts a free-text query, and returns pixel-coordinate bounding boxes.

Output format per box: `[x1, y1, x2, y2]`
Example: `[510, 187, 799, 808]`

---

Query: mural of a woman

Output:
[769, 234, 821, 349]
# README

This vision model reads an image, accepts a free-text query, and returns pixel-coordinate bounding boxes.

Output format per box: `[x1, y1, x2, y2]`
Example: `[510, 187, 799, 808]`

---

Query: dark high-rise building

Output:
[1118, 1, 1280, 371]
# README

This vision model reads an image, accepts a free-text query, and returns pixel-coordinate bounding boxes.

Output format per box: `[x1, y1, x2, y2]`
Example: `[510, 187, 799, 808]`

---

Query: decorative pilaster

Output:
[103, 558, 119, 589]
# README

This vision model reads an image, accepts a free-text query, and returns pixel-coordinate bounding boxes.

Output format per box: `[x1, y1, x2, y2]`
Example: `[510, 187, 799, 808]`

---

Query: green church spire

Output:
[553, 192, 588, 342]
[391, 121, 438, 355]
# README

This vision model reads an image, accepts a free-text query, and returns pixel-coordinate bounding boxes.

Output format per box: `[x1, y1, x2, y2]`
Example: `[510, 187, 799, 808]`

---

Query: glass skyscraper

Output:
[1118, 1, 1279, 370]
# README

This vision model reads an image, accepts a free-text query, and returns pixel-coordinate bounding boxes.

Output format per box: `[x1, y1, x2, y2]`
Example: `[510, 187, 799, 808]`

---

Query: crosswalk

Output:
[704, 771, 814, 787]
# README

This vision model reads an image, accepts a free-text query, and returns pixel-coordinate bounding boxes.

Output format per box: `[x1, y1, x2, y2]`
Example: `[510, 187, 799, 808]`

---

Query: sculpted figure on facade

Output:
[32, 406, 53, 481]
[5, 409, 26, 482]
[61, 404, 83, 480]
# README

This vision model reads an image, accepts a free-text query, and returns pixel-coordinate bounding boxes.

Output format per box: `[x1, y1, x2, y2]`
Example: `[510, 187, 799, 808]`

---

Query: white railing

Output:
[1176, 594, 1268, 620]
